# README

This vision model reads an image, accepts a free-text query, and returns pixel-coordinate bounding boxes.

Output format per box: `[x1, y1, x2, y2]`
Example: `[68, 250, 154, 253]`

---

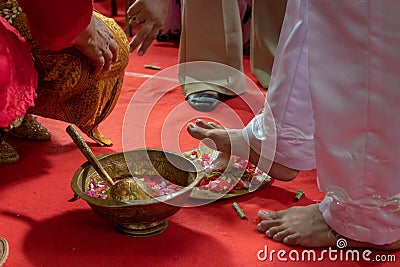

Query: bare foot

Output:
[257, 204, 400, 250]
[0, 237, 8, 266]
[187, 119, 298, 181]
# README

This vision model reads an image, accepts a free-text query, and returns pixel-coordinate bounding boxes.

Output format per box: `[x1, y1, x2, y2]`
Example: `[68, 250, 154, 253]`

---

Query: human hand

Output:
[74, 15, 119, 75]
[127, 0, 169, 56]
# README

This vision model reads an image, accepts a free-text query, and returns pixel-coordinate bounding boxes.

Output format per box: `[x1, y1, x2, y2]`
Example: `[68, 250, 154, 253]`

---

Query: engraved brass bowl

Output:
[71, 148, 201, 237]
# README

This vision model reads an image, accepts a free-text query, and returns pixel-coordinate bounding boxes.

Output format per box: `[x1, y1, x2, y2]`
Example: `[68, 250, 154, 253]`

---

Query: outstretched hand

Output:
[74, 15, 119, 75]
[127, 0, 169, 56]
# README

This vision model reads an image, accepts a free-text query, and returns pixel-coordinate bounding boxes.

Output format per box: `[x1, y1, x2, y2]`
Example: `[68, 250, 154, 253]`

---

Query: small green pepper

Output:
[144, 64, 161, 70]
[233, 202, 247, 219]
[294, 189, 304, 202]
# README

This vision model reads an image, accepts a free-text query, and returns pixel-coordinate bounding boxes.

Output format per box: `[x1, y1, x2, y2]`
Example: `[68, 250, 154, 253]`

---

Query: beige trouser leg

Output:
[179, 0, 246, 97]
[250, 0, 287, 88]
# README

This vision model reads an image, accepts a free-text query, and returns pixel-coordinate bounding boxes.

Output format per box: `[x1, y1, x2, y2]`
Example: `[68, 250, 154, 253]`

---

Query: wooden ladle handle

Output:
[66, 124, 115, 186]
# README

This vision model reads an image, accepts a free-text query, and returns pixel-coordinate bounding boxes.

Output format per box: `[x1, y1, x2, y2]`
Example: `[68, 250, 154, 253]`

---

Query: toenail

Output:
[269, 212, 277, 218]
[259, 210, 269, 216]
[266, 230, 272, 237]
[188, 123, 196, 128]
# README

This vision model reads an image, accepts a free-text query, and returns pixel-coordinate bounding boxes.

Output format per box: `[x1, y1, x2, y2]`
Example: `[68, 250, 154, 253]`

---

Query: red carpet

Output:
[0, 2, 398, 266]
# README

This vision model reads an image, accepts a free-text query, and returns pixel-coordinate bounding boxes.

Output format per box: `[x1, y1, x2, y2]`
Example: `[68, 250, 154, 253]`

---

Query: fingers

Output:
[93, 55, 105, 75]
[102, 49, 113, 72]
[100, 21, 118, 65]
[91, 43, 117, 75]
[127, 1, 142, 18]
[129, 21, 149, 53]
[138, 24, 159, 55]
[129, 34, 143, 54]
[109, 38, 118, 63]
[129, 22, 155, 55]
[92, 45, 115, 75]
[74, 15, 119, 75]
[127, 0, 169, 56]
[129, 14, 144, 26]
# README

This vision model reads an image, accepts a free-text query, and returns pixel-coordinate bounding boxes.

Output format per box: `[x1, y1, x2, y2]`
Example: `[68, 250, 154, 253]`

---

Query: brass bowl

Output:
[71, 148, 201, 237]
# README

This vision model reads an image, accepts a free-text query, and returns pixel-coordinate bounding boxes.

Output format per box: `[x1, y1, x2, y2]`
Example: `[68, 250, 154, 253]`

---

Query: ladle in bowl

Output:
[66, 124, 150, 202]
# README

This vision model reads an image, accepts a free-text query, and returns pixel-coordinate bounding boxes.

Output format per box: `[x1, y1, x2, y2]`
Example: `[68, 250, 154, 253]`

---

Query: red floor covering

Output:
[0, 2, 398, 266]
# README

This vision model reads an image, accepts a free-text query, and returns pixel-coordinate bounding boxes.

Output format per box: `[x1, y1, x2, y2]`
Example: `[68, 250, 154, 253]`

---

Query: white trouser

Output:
[244, 0, 314, 171]
[244, 0, 400, 245]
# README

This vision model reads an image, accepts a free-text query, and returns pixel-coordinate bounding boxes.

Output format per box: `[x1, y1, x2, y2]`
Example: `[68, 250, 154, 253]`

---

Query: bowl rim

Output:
[71, 148, 203, 207]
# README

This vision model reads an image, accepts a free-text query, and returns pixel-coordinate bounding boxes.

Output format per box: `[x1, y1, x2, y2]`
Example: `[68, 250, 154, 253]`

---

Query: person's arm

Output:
[127, 0, 170, 55]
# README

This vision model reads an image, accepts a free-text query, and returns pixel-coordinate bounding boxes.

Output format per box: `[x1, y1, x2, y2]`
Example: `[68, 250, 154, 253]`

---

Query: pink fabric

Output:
[0, 16, 37, 128]
[158, 0, 182, 39]
[17, 0, 93, 50]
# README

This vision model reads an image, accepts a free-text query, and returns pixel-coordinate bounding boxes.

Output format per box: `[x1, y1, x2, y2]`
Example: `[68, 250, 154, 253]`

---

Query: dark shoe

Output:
[0, 141, 19, 164]
[186, 92, 221, 112]
[9, 114, 51, 141]
[0, 237, 8, 267]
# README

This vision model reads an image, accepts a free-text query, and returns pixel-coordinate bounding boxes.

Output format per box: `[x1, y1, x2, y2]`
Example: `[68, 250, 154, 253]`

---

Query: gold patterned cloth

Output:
[0, 1, 130, 146]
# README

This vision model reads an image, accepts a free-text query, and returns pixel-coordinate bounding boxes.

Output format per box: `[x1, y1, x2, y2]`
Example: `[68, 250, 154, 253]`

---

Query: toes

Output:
[187, 123, 218, 150]
[282, 233, 301, 246]
[195, 119, 223, 130]
[271, 228, 293, 242]
[195, 119, 212, 129]
[258, 219, 303, 245]
[258, 210, 280, 220]
[258, 210, 271, 220]
[187, 123, 209, 140]
[257, 219, 282, 233]
[208, 122, 224, 129]
[266, 226, 285, 239]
